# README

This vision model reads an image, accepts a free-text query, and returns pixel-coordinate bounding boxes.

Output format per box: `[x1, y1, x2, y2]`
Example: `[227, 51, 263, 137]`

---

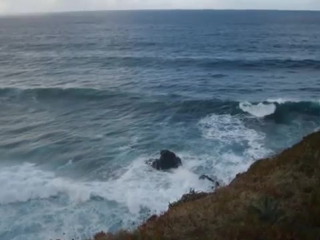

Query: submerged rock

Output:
[149, 150, 182, 170]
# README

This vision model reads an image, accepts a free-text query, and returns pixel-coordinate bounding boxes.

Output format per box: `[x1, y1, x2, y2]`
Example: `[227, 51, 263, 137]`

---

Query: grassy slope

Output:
[93, 131, 320, 240]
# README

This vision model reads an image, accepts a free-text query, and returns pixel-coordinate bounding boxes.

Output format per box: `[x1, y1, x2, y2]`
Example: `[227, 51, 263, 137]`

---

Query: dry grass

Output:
[92, 131, 320, 240]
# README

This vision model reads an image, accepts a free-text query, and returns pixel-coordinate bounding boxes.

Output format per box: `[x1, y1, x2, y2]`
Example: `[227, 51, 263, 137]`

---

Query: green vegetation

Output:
[92, 131, 320, 240]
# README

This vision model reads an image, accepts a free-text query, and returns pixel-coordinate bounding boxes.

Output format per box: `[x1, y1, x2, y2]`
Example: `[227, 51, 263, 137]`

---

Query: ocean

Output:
[0, 10, 319, 240]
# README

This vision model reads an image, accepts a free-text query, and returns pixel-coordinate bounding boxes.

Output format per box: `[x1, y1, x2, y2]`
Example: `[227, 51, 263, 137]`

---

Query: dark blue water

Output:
[0, 10, 320, 240]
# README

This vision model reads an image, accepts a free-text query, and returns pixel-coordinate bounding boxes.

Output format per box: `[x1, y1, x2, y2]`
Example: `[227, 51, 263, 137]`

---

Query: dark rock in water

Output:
[149, 150, 182, 170]
[160, 150, 182, 169]
[199, 175, 221, 188]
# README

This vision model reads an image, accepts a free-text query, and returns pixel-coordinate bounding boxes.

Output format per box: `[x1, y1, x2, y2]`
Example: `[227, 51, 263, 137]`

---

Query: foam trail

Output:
[96, 158, 213, 215]
[198, 114, 265, 148]
[0, 163, 92, 204]
[239, 101, 276, 117]
[198, 114, 271, 182]
[0, 161, 211, 207]
[0, 160, 213, 240]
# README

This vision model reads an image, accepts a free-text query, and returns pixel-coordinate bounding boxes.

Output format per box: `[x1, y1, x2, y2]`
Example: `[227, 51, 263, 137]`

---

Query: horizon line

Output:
[1, 8, 320, 17]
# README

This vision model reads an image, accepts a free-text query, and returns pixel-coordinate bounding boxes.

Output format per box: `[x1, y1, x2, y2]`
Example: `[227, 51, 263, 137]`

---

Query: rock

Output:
[199, 175, 221, 188]
[149, 150, 182, 170]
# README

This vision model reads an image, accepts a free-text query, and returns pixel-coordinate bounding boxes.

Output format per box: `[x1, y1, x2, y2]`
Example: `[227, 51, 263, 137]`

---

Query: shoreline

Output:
[92, 130, 320, 240]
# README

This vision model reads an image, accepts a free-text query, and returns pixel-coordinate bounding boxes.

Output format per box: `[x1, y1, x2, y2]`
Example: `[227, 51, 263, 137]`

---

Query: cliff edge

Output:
[93, 131, 320, 240]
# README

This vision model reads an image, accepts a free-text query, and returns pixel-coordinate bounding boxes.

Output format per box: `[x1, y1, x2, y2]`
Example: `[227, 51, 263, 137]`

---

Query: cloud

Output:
[0, 0, 319, 14]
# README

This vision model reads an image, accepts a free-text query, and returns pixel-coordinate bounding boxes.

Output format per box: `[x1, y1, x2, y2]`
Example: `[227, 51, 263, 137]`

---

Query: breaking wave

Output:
[239, 102, 276, 118]
[239, 99, 320, 123]
[0, 87, 319, 122]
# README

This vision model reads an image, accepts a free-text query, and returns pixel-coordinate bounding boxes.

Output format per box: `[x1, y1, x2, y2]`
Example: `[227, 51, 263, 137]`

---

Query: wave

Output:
[198, 114, 270, 161]
[14, 55, 318, 70]
[0, 161, 211, 207]
[0, 87, 319, 122]
[239, 99, 320, 121]
[239, 102, 276, 118]
[0, 112, 272, 237]
[78, 56, 320, 70]
[0, 86, 135, 102]
[0, 159, 213, 238]
[200, 58, 320, 70]
[0, 139, 267, 239]
[173, 98, 320, 124]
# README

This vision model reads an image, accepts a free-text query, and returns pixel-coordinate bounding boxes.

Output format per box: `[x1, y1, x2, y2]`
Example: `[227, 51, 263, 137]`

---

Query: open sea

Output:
[0, 10, 320, 240]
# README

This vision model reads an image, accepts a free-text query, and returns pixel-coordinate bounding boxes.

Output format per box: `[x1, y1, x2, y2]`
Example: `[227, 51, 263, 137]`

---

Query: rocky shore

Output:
[92, 131, 320, 240]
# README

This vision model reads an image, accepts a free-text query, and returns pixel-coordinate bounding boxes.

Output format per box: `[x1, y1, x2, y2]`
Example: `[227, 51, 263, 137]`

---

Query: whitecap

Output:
[0, 159, 213, 239]
[0, 160, 212, 212]
[239, 101, 276, 117]
[0, 163, 91, 204]
[198, 114, 271, 181]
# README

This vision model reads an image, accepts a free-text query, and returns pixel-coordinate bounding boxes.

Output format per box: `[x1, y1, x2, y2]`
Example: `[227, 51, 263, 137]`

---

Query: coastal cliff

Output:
[93, 131, 320, 240]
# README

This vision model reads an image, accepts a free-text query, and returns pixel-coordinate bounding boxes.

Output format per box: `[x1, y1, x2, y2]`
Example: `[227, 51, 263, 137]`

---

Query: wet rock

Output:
[199, 175, 221, 188]
[149, 150, 182, 170]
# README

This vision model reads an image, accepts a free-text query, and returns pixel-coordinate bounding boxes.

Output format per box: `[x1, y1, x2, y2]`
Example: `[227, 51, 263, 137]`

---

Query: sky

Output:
[0, 0, 320, 14]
